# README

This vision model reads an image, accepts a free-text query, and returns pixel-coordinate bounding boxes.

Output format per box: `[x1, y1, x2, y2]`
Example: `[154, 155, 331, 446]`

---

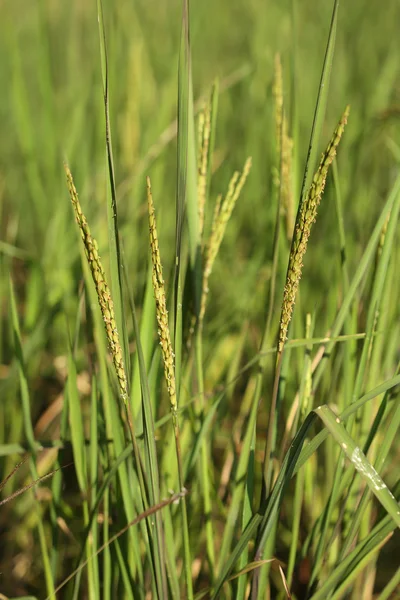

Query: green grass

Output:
[1, 1, 400, 599]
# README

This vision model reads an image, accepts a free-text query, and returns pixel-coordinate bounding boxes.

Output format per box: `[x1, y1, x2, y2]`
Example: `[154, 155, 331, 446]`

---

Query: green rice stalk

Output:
[64, 164, 129, 407]
[286, 314, 313, 589]
[174, 0, 198, 398]
[278, 106, 349, 353]
[146, 176, 193, 600]
[194, 157, 251, 577]
[89, 377, 100, 598]
[261, 108, 349, 505]
[96, 0, 129, 382]
[65, 164, 150, 594]
[233, 77, 285, 588]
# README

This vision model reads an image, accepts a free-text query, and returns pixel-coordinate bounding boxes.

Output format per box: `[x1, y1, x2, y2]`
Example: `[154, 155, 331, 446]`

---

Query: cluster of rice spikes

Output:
[197, 99, 212, 239]
[199, 157, 252, 326]
[278, 105, 350, 353]
[146, 176, 177, 415]
[273, 53, 294, 239]
[64, 165, 129, 405]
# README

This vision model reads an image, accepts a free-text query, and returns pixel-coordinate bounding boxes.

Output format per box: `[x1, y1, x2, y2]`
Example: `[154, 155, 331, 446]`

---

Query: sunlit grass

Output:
[0, 1, 399, 599]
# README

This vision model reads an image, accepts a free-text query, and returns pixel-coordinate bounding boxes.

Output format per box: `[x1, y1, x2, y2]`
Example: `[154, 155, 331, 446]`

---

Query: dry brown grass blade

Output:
[0, 461, 72, 507]
[0, 455, 29, 493]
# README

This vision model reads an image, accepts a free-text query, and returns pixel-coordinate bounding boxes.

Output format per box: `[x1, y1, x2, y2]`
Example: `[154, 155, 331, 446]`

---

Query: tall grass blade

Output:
[174, 0, 198, 392]
[96, 0, 129, 375]
[309, 514, 398, 600]
[295, 373, 400, 473]
[298, 0, 339, 207]
[147, 177, 193, 599]
[315, 404, 400, 526]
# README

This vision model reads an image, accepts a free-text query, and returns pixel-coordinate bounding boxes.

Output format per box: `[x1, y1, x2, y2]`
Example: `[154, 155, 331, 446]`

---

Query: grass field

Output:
[1, 0, 400, 598]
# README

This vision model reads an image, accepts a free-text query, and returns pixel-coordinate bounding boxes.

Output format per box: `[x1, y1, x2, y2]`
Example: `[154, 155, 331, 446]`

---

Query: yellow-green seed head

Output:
[146, 177, 177, 411]
[64, 164, 128, 404]
[199, 157, 252, 325]
[277, 106, 349, 353]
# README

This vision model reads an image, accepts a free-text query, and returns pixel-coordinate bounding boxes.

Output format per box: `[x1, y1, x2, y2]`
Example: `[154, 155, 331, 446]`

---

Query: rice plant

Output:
[1, 0, 399, 599]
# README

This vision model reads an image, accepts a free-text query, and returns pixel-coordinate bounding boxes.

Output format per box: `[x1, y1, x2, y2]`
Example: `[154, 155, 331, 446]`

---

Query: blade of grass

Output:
[96, 0, 129, 374]
[340, 379, 400, 557]
[122, 243, 170, 600]
[298, 0, 339, 207]
[89, 376, 100, 599]
[295, 372, 400, 473]
[286, 315, 313, 589]
[315, 405, 400, 527]
[226, 376, 259, 598]
[174, 0, 199, 402]
[66, 347, 86, 493]
[9, 277, 39, 453]
[309, 514, 398, 600]
[376, 567, 400, 600]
